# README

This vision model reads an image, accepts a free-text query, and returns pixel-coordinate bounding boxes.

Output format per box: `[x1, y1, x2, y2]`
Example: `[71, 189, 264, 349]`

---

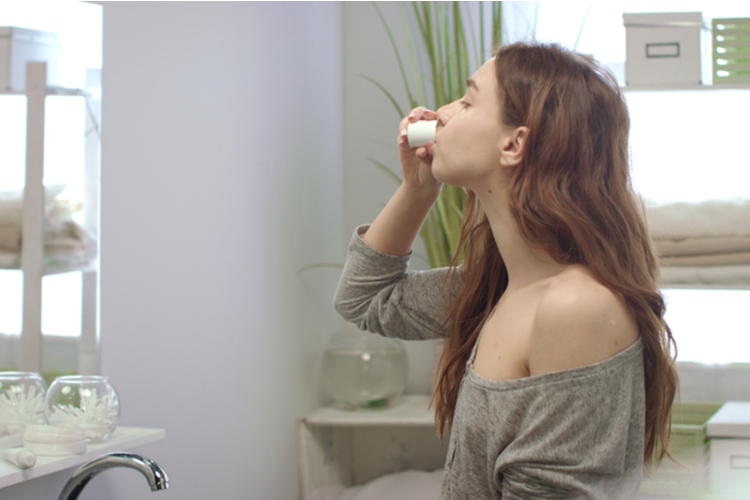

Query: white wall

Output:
[99, 3, 344, 498]
[0, 2, 344, 499]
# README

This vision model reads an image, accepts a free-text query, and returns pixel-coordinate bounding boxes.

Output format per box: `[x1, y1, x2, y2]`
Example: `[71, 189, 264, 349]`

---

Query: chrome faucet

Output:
[59, 452, 169, 500]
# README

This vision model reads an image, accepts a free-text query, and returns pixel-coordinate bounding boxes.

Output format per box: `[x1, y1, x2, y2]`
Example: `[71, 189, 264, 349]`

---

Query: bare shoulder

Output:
[528, 266, 639, 376]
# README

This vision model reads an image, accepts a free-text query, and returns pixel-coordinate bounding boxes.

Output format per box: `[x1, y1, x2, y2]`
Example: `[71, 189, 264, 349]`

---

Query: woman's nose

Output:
[436, 105, 452, 128]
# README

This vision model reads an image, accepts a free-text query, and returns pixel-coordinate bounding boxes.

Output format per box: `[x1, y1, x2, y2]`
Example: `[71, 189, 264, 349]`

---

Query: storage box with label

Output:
[623, 12, 712, 86]
[0, 26, 61, 92]
[706, 401, 750, 497]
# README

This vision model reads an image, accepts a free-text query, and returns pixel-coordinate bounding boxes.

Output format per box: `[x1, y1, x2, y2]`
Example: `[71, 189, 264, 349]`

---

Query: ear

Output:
[498, 126, 529, 168]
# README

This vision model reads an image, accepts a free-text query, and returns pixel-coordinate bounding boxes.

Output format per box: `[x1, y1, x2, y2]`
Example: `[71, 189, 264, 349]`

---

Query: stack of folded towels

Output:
[0, 184, 92, 270]
[646, 198, 750, 286]
[647, 198, 750, 267]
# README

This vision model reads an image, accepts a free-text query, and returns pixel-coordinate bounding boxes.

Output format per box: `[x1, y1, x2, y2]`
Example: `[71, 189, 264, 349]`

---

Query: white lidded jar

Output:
[322, 332, 408, 410]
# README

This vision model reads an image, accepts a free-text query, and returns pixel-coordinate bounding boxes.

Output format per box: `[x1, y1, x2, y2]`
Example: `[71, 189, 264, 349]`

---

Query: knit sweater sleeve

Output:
[333, 225, 458, 340]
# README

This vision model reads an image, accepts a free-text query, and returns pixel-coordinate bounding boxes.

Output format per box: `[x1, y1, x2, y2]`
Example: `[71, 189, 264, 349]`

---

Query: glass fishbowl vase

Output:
[45, 375, 120, 442]
[0, 372, 48, 435]
[322, 332, 408, 410]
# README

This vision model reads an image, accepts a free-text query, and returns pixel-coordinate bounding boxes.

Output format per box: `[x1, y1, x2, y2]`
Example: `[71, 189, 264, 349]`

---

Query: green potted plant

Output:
[366, 1, 502, 268]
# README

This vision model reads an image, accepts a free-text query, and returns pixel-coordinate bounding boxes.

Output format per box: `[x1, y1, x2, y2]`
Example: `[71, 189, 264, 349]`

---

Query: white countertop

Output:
[0, 427, 165, 489]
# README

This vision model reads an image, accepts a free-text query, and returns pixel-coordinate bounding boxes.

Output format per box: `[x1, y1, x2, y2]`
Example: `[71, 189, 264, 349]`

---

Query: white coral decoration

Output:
[0, 385, 45, 434]
[50, 388, 118, 441]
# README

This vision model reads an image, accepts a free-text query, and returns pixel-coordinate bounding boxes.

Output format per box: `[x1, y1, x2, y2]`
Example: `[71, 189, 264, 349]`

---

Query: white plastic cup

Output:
[407, 120, 437, 148]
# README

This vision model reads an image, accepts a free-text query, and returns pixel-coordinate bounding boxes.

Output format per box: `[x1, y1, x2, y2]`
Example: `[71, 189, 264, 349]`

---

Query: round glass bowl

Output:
[322, 332, 408, 410]
[0, 372, 48, 435]
[45, 375, 120, 442]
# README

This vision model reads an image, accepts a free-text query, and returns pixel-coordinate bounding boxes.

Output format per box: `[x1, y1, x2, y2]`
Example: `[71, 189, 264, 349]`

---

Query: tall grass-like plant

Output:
[366, 1, 502, 268]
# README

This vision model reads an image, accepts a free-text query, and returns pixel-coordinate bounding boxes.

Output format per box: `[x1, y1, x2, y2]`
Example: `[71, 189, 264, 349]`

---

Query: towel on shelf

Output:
[0, 183, 93, 270]
[646, 198, 750, 268]
[647, 198, 750, 240]
[0, 183, 67, 226]
[660, 265, 750, 287]
[0, 224, 20, 253]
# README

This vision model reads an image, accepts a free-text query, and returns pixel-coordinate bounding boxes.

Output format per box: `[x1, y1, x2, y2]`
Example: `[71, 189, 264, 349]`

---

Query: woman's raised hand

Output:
[398, 107, 441, 190]
[361, 107, 443, 255]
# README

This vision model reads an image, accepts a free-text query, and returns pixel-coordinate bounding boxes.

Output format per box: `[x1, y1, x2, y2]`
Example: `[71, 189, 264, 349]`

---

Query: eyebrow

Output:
[466, 78, 479, 92]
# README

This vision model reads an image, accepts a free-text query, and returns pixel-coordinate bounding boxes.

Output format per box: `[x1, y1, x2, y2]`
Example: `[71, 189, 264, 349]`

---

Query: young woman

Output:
[334, 42, 677, 499]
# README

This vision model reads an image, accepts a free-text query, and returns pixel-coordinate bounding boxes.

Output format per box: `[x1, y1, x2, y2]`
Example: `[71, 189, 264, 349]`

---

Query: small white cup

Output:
[407, 120, 437, 148]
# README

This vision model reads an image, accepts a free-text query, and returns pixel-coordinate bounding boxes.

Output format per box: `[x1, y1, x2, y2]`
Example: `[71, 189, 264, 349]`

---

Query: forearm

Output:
[333, 225, 452, 340]
[362, 182, 442, 256]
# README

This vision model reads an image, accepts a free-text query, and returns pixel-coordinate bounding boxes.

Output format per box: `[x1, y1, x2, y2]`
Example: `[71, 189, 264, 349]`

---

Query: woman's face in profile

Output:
[430, 58, 517, 192]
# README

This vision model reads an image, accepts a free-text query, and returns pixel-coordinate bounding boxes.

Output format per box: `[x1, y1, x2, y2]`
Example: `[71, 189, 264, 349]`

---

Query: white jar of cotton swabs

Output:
[45, 375, 120, 443]
[0, 372, 48, 435]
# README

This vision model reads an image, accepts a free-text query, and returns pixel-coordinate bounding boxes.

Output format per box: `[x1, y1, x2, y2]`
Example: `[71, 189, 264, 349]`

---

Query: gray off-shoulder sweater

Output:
[333, 226, 646, 500]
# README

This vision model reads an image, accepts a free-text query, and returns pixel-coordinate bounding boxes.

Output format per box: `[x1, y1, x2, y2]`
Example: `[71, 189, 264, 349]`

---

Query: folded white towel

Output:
[0, 224, 21, 253]
[0, 183, 67, 226]
[646, 198, 750, 240]
[661, 265, 750, 286]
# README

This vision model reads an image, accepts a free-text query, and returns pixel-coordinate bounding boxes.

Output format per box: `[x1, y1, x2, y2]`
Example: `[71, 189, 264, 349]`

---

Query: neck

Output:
[475, 188, 568, 292]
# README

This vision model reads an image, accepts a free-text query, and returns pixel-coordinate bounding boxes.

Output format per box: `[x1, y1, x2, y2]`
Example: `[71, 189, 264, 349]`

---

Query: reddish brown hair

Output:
[433, 43, 678, 468]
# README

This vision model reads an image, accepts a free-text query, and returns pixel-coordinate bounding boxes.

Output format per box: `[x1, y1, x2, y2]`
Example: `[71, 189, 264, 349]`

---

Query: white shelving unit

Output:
[297, 394, 447, 498]
[2, 61, 101, 375]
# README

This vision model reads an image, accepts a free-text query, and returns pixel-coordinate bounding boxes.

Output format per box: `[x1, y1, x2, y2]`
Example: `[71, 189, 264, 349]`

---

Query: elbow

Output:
[332, 292, 366, 329]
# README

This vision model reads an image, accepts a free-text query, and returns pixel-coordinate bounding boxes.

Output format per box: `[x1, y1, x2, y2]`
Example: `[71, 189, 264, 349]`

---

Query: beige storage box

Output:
[707, 401, 750, 497]
[623, 12, 712, 86]
[0, 26, 61, 92]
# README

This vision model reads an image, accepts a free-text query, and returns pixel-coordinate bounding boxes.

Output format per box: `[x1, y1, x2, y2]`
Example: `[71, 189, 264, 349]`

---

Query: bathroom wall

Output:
[0, 2, 344, 499]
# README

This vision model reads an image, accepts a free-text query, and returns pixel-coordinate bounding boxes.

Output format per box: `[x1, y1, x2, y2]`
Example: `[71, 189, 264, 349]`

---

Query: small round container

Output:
[24, 440, 86, 456]
[0, 372, 48, 435]
[45, 376, 120, 443]
[321, 332, 408, 410]
[25, 423, 86, 444]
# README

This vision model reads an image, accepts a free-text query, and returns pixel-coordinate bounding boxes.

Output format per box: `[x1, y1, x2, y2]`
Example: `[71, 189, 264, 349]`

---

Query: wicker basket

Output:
[712, 18, 750, 84]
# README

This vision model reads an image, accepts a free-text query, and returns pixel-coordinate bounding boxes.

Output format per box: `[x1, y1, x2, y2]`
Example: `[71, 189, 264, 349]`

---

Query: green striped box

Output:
[713, 18, 750, 84]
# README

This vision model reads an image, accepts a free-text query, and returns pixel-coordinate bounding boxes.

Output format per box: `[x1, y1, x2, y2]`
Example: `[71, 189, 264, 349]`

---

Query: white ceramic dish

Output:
[23, 439, 86, 456]
[24, 424, 85, 444]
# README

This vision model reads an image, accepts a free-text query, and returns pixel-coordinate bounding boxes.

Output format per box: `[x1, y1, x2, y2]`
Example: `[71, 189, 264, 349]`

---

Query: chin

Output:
[431, 163, 467, 188]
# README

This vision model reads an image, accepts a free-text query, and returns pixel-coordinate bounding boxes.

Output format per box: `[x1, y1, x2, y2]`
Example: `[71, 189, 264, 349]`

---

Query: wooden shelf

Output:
[0, 427, 165, 490]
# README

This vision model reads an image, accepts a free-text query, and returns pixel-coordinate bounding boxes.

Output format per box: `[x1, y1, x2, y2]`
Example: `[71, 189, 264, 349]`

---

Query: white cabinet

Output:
[1, 61, 100, 375]
[297, 394, 447, 498]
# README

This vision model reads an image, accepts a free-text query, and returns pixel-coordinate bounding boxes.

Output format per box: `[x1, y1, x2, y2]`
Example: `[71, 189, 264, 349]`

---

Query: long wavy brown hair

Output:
[433, 43, 678, 469]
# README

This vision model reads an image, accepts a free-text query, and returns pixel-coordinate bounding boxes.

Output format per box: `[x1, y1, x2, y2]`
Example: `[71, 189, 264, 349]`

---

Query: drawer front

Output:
[709, 438, 750, 495]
